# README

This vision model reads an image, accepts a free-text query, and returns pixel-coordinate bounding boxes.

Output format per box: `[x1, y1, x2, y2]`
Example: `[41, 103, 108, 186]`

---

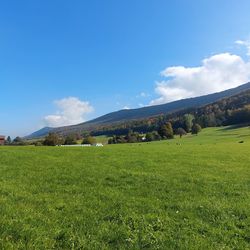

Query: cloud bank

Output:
[150, 52, 250, 105]
[44, 97, 94, 127]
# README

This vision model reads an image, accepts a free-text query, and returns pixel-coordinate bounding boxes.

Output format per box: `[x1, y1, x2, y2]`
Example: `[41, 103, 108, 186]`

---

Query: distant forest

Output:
[91, 89, 250, 137]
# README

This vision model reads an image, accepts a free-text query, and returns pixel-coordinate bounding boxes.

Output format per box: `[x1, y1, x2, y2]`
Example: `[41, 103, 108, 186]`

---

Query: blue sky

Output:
[1, 0, 250, 137]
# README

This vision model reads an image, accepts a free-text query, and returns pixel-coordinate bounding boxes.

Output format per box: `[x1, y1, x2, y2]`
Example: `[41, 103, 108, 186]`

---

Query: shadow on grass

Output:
[218, 124, 250, 131]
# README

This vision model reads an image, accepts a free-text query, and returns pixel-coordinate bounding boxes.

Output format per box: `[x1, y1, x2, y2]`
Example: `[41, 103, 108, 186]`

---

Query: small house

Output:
[0, 136, 5, 145]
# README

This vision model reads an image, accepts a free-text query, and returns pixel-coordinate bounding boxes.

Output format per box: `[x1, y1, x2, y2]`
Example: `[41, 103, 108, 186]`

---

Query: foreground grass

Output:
[0, 127, 249, 249]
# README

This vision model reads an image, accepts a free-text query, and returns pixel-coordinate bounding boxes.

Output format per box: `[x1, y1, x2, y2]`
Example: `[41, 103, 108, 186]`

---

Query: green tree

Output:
[108, 135, 117, 144]
[158, 122, 174, 139]
[176, 128, 187, 138]
[108, 138, 114, 144]
[146, 131, 161, 141]
[64, 134, 77, 145]
[116, 136, 126, 143]
[12, 136, 26, 145]
[43, 133, 62, 146]
[192, 123, 202, 135]
[152, 131, 161, 140]
[13, 136, 22, 143]
[125, 131, 140, 143]
[183, 114, 194, 132]
[145, 132, 154, 142]
[6, 136, 12, 145]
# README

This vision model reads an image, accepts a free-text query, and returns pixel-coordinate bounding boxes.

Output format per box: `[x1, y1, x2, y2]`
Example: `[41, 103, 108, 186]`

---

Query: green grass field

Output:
[0, 127, 249, 249]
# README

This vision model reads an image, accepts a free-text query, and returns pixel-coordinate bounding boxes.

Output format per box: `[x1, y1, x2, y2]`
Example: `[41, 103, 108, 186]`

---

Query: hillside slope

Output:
[27, 82, 250, 138]
[75, 82, 250, 125]
[25, 127, 53, 139]
[90, 89, 250, 137]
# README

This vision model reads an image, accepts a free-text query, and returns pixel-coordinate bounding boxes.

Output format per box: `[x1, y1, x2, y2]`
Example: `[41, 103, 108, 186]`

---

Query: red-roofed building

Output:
[0, 136, 5, 145]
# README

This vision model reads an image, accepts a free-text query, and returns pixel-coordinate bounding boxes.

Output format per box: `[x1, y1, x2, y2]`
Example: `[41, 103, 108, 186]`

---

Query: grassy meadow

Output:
[0, 126, 249, 249]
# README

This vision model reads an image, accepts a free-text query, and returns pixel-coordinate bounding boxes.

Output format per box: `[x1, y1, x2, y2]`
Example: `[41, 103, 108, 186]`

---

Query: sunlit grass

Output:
[0, 126, 249, 249]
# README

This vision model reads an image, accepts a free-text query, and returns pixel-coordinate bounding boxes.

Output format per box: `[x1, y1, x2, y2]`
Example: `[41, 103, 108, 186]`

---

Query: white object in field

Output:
[60, 143, 104, 147]
[60, 144, 91, 147]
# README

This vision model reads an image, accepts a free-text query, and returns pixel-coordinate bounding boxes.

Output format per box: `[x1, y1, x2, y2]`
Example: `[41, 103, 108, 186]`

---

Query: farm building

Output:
[0, 136, 5, 145]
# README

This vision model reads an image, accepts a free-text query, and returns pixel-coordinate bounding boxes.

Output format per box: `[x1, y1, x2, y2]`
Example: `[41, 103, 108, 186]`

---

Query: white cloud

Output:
[122, 106, 130, 110]
[44, 97, 94, 127]
[235, 39, 250, 56]
[136, 92, 150, 98]
[150, 52, 250, 105]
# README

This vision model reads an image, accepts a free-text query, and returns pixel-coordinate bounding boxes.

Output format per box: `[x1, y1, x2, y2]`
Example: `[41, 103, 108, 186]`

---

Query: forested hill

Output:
[74, 82, 250, 125]
[88, 88, 250, 137]
[27, 82, 250, 138]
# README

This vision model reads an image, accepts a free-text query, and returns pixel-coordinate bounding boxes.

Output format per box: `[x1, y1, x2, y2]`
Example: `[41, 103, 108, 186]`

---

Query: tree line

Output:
[3, 134, 98, 146]
[108, 121, 202, 144]
[89, 89, 250, 137]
